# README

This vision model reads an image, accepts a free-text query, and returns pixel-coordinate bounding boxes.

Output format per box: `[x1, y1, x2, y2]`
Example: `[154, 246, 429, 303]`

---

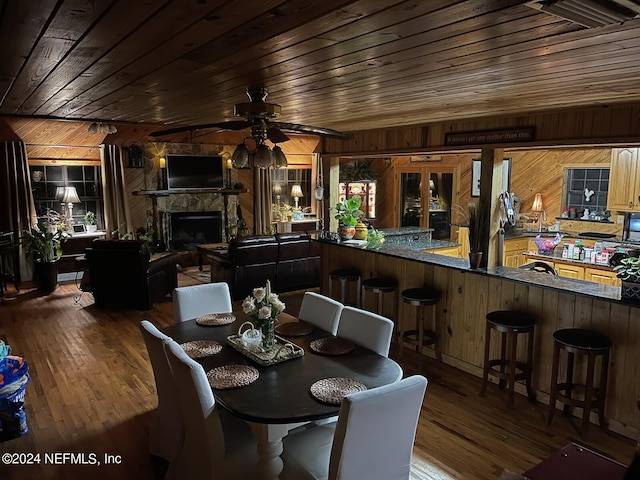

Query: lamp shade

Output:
[291, 184, 303, 198]
[531, 193, 543, 212]
[55, 186, 66, 200]
[231, 143, 249, 168]
[272, 145, 288, 168]
[273, 183, 282, 195]
[254, 143, 272, 169]
[62, 186, 80, 204]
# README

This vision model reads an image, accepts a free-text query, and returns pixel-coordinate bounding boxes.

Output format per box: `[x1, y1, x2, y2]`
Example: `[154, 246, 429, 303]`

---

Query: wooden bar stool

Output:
[361, 277, 398, 340]
[547, 328, 612, 438]
[400, 287, 441, 362]
[328, 268, 361, 306]
[479, 310, 535, 409]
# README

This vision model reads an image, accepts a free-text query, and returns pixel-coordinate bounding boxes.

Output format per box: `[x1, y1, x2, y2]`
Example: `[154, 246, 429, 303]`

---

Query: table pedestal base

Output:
[249, 423, 289, 480]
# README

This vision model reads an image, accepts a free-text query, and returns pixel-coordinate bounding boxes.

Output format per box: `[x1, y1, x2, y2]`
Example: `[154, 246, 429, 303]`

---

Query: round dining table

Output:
[162, 311, 403, 480]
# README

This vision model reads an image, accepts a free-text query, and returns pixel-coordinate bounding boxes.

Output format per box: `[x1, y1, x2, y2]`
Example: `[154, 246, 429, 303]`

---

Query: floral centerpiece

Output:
[242, 280, 286, 351]
[534, 233, 563, 256]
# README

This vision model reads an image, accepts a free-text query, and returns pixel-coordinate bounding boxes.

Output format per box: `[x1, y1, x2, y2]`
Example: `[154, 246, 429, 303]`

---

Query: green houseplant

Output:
[333, 197, 364, 240]
[614, 256, 640, 302]
[84, 211, 97, 232]
[22, 224, 68, 292]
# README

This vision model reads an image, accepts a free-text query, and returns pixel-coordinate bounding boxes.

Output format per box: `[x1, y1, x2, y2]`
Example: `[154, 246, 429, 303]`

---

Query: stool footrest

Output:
[486, 359, 530, 381]
[554, 383, 604, 408]
[402, 329, 437, 346]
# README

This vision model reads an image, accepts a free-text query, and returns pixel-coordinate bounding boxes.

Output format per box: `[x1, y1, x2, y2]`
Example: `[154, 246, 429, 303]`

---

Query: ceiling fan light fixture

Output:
[231, 143, 250, 168]
[88, 121, 117, 134]
[272, 145, 288, 168]
[254, 143, 272, 169]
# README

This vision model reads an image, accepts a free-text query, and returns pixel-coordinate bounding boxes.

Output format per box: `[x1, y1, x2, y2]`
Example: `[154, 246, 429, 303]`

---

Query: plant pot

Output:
[469, 251, 483, 269]
[34, 260, 58, 293]
[338, 225, 356, 240]
[86, 224, 98, 233]
[353, 221, 368, 240]
[621, 281, 640, 303]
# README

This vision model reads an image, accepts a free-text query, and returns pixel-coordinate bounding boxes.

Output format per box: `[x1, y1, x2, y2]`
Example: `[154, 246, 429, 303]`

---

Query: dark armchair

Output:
[85, 240, 179, 309]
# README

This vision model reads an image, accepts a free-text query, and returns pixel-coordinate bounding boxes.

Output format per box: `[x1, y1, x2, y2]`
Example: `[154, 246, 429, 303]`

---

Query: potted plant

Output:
[613, 256, 640, 302]
[22, 224, 68, 292]
[466, 200, 489, 269]
[84, 211, 97, 232]
[333, 197, 364, 240]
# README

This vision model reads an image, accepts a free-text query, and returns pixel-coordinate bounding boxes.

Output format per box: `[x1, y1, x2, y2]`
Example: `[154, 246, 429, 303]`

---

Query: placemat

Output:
[180, 340, 222, 358]
[275, 321, 314, 337]
[196, 312, 236, 326]
[310, 377, 368, 405]
[309, 336, 356, 355]
[207, 365, 259, 389]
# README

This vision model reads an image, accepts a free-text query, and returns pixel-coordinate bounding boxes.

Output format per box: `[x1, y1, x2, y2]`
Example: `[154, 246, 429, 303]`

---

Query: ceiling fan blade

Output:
[270, 121, 350, 139]
[149, 120, 253, 137]
[266, 126, 290, 144]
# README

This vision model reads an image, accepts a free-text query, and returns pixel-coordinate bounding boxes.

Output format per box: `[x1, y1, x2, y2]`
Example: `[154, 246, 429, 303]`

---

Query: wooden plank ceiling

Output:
[1, 0, 640, 155]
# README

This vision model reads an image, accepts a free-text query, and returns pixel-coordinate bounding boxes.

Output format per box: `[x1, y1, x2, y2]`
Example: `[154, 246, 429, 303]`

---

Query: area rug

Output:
[181, 267, 211, 284]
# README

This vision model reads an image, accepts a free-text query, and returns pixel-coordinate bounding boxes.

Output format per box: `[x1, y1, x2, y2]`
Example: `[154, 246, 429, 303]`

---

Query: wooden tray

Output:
[226, 334, 304, 366]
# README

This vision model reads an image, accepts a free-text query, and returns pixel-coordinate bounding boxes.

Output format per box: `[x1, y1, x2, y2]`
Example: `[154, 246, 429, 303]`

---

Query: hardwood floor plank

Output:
[0, 272, 634, 479]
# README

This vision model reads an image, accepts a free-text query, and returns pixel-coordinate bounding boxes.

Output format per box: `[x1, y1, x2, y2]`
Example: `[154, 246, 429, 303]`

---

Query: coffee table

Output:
[195, 243, 228, 270]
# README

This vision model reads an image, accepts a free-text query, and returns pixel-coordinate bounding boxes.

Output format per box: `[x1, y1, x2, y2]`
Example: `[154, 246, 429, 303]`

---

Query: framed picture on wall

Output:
[471, 158, 512, 197]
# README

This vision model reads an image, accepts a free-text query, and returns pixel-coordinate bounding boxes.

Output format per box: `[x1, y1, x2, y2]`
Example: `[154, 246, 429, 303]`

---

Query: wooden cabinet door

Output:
[555, 263, 585, 280]
[584, 267, 621, 287]
[608, 148, 639, 211]
[503, 238, 528, 268]
[430, 246, 460, 258]
[455, 226, 469, 258]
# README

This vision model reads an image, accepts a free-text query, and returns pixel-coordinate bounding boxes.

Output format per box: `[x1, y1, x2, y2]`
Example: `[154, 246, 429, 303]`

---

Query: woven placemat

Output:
[196, 313, 236, 326]
[275, 321, 314, 337]
[207, 365, 259, 389]
[309, 336, 356, 355]
[180, 340, 222, 359]
[310, 377, 368, 405]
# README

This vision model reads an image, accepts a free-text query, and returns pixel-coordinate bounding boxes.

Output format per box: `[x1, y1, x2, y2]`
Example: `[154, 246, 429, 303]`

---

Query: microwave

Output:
[624, 212, 640, 243]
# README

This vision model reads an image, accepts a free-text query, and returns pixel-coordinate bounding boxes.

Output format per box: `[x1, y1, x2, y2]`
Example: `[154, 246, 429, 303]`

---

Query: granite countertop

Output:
[315, 238, 630, 305]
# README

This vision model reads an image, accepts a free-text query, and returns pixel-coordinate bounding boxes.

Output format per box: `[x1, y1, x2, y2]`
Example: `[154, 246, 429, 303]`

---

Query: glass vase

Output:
[260, 318, 276, 352]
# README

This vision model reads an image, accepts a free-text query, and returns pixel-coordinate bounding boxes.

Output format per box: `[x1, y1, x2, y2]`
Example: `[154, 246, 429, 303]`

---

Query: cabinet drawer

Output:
[584, 267, 621, 287]
[555, 263, 584, 280]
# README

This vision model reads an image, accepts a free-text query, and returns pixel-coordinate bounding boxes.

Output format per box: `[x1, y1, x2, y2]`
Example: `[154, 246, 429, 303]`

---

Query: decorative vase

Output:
[34, 260, 58, 293]
[353, 221, 368, 240]
[338, 225, 356, 240]
[86, 224, 98, 233]
[469, 251, 483, 269]
[258, 318, 276, 351]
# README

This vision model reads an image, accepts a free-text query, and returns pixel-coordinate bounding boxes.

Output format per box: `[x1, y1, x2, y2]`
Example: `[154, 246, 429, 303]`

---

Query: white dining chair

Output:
[298, 292, 343, 335]
[173, 282, 233, 323]
[139, 320, 183, 463]
[164, 339, 259, 480]
[281, 375, 428, 480]
[336, 306, 394, 357]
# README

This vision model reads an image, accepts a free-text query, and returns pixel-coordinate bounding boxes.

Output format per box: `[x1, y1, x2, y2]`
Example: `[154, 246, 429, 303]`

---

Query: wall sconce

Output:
[157, 157, 167, 190]
[88, 122, 117, 134]
[62, 186, 80, 224]
[291, 184, 303, 210]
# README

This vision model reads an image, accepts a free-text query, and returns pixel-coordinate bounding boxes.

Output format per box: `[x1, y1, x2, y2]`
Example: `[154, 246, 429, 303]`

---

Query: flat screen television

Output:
[166, 154, 224, 190]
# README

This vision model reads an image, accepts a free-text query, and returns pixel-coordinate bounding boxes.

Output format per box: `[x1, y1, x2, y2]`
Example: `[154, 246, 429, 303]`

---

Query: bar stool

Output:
[328, 268, 361, 306]
[479, 310, 535, 409]
[547, 328, 612, 438]
[400, 287, 441, 362]
[361, 277, 398, 339]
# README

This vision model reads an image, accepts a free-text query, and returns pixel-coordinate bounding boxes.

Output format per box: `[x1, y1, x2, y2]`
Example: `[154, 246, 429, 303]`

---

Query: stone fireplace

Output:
[168, 211, 223, 250]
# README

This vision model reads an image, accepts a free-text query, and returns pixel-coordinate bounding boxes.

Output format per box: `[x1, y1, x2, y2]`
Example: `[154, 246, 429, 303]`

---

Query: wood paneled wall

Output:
[321, 243, 640, 440]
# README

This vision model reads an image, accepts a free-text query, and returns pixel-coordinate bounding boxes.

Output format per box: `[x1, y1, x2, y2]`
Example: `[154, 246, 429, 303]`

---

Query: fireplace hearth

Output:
[169, 211, 223, 250]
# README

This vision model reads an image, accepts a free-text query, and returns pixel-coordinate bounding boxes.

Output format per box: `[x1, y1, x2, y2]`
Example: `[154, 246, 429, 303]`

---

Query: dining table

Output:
[162, 311, 404, 480]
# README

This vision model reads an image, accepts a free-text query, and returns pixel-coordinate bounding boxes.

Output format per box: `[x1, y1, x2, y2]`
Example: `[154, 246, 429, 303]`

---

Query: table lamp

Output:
[531, 192, 544, 232]
[273, 183, 282, 205]
[62, 186, 80, 224]
[55, 186, 66, 212]
[291, 184, 303, 210]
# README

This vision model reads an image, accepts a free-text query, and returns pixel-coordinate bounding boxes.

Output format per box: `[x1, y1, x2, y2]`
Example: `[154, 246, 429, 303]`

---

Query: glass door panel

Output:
[400, 173, 422, 227]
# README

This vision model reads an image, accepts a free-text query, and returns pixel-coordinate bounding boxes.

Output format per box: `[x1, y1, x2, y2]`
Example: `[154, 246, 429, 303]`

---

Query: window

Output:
[29, 165, 103, 227]
[565, 167, 609, 215]
[271, 168, 312, 210]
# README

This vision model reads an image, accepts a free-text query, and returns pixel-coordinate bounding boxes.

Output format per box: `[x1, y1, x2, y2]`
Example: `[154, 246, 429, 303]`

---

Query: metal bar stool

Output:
[328, 268, 361, 306]
[400, 287, 441, 362]
[361, 277, 398, 340]
[547, 328, 612, 438]
[480, 310, 536, 409]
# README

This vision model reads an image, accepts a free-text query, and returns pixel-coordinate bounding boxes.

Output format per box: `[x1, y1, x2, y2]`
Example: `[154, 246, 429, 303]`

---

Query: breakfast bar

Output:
[318, 238, 640, 440]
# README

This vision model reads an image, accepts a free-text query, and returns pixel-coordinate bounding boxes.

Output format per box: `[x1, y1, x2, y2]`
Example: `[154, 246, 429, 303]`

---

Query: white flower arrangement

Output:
[242, 280, 286, 322]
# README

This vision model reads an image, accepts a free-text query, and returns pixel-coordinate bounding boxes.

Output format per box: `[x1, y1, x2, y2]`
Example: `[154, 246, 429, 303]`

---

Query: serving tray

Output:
[226, 334, 304, 366]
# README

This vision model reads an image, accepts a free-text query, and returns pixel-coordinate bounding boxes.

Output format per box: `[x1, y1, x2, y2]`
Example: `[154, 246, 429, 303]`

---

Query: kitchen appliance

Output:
[624, 213, 640, 243]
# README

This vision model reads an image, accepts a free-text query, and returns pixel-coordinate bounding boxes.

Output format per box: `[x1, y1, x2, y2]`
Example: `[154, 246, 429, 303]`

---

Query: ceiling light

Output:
[88, 122, 118, 134]
[254, 142, 272, 169]
[272, 145, 288, 168]
[231, 143, 250, 168]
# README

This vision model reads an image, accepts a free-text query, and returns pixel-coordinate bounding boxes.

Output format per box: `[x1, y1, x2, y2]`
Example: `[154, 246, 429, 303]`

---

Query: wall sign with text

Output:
[445, 127, 535, 146]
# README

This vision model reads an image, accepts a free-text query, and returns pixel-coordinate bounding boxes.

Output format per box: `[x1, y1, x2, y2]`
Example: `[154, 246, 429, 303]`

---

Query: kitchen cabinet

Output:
[504, 238, 529, 268]
[608, 147, 640, 211]
[429, 246, 460, 258]
[584, 267, 621, 287]
[554, 262, 585, 280]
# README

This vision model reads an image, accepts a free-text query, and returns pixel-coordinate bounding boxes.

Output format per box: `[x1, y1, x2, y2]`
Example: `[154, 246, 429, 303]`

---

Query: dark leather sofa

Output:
[210, 233, 320, 300]
[85, 240, 179, 309]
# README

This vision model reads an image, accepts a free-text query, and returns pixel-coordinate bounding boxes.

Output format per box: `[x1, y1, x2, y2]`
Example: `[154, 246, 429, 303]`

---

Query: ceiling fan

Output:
[149, 87, 349, 168]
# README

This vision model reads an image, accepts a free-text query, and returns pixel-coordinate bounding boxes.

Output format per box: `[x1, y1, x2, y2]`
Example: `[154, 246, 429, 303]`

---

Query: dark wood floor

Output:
[0, 271, 635, 479]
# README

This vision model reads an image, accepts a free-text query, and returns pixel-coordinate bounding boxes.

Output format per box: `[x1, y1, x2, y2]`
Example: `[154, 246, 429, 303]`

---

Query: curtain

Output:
[101, 144, 132, 239]
[253, 167, 273, 235]
[0, 142, 37, 282]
